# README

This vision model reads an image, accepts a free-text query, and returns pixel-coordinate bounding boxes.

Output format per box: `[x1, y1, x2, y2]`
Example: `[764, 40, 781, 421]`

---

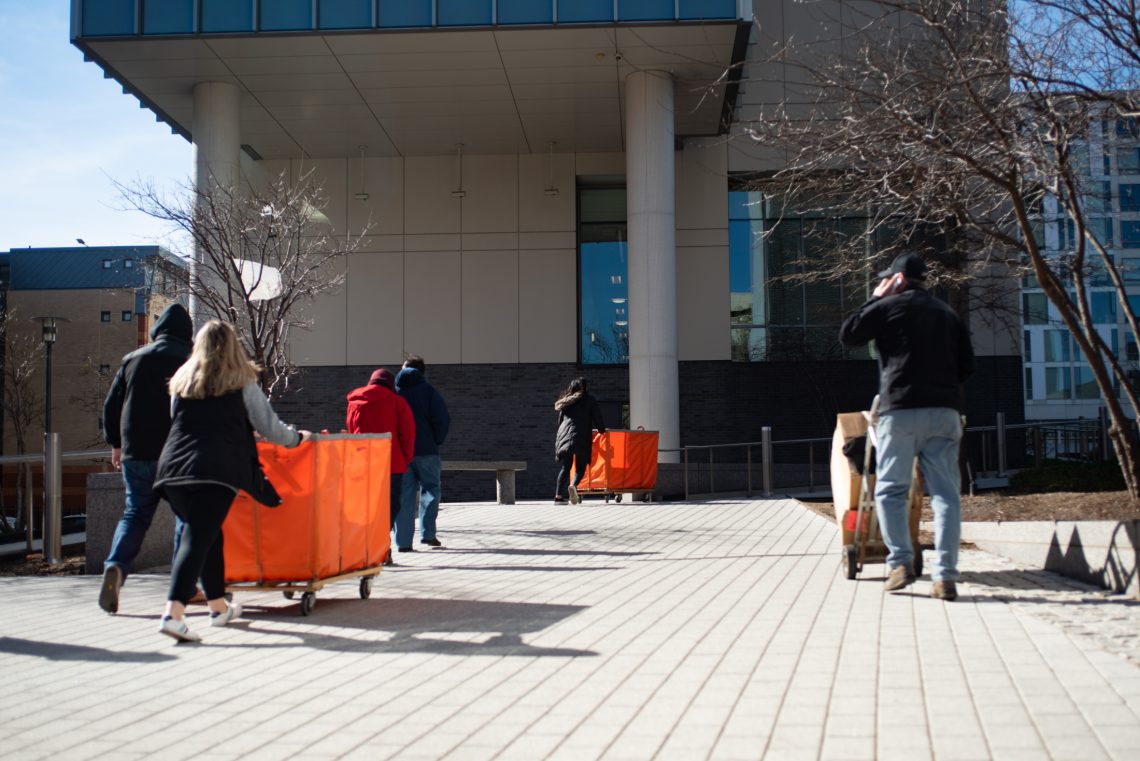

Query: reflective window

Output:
[1124, 221, 1140, 248]
[1024, 367, 1034, 400]
[1091, 291, 1117, 323]
[1120, 184, 1140, 212]
[1074, 366, 1100, 399]
[320, 0, 373, 28]
[438, 0, 491, 25]
[1119, 148, 1140, 175]
[379, 0, 432, 27]
[1043, 330, 1068, 361]
[261, 0, 313, 30]
[83, 0, 136, 36]
[202, 0, 255, 32]
[619, 0, 673, 21]
[143, 0, 193, 34]
[1022, 293, 1048, 325]
[559, 0, 613, 22]
[1045, 367, 1071, 400]
[1023, 330, 1032, 362]
[498, 0, 553, 23]
[679, 0, 737, 18]
[580, 188, 628, 365]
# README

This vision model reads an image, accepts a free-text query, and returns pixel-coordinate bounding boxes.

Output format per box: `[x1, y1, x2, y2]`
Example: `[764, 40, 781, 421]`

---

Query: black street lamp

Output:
[32, 316, 65, 435]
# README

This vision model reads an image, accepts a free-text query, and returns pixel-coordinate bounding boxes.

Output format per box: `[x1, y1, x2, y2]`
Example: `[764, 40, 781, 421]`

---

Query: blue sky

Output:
[0, 3, 191, 253]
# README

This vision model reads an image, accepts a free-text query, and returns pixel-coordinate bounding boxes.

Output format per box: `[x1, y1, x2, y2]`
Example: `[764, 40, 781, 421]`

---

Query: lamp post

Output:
[32, 316, 66, 563]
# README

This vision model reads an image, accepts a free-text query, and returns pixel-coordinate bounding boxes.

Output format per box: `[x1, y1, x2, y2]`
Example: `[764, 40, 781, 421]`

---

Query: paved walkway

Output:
[1, 498, 1138, 761]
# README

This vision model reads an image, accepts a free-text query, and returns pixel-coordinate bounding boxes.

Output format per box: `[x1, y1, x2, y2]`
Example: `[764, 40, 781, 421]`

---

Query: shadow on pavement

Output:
[441, 547, 655, 557]
[423, 565, 621, 573]
[0, 636, 177, 663]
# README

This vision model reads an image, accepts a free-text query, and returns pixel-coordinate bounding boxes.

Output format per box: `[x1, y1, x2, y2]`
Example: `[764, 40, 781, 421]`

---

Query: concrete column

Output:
[624, 70, 679, 462]
[191, 81, 242, 325]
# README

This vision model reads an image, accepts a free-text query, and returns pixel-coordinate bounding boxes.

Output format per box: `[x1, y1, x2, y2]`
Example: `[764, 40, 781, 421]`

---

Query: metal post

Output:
[808, 442, 815, 493]
[683, 447, 689, 501]
[1034, 427, 1042, 468]
[761, 426, 772, 497]
[995, 412, 1007, 477]
[43, 433, 62, 564]
[44, 341, 53, 436]
[709, 448, 715, 494]
[1099, 407, 1110, 460]
[746, 444, 752, 497]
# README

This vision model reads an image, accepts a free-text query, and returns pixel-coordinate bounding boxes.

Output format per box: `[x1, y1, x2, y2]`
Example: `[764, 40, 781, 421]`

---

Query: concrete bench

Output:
[442, 461, 527, 505]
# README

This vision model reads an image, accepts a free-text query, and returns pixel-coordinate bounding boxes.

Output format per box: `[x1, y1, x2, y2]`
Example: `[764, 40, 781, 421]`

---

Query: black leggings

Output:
[166, 484, 236, 604]
[555, 443, 592, 499]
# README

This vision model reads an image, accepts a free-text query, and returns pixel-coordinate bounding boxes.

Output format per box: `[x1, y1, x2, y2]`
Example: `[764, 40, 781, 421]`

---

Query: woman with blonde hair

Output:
[154, 320, 309, 642]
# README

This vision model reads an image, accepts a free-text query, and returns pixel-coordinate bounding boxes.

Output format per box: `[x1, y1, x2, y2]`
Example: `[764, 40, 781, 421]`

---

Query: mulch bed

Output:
[0, 545, 86, 577]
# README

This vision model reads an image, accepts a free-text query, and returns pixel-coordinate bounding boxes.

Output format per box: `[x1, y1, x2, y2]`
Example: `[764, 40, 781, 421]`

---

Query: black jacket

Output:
[839, 286, 975, 413]
[554, 391, 606, 457]
[395, 368, 450, 457]
[102, 303, 193, 460]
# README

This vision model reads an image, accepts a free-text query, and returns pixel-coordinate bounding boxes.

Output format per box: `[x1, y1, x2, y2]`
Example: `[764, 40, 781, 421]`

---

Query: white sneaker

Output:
[158, 617, 201, 642]
[210, 602, 243, 627]
[568, 484, 579, 504]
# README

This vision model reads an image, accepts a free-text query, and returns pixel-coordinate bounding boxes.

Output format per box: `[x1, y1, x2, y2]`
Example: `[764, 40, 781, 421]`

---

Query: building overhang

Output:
[75, 22, 750, 159]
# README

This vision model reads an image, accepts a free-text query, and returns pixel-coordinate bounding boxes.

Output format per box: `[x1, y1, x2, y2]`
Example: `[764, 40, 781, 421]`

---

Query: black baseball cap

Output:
[878, 253, 927, 281]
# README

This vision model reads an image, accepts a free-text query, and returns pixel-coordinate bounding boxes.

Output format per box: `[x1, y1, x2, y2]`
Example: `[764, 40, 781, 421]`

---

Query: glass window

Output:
[1074, 366, 1100, 399]
[1089, 217, 1113, 247]
[1130, 295, 1140, 316]
[1116, 117, 1139, 139]
[143, 0, 193, 33]
[1043, 330, 1068, 361]
[1085, 182, 1111, 212]
[1128, 333, 1139, 362]
[1120, 184, 1140, 212]
[1023, 330, 1032, 362]
[121, 311, 133, 322]
[1045, 367, 1071, 400]
[202, 0, 255, 32]
[100, 311, 112, 323]
[438, 0, 491, 25]
[579, 187, 628, 365]
[559, 0, 613, 22]
[729, 191, 763, 326]
[618, 0, 674, 21]
[124, 259, 134, 268]
[1023, 293, 1048, 325]
[102, 259, 113, 269]
[679, 0, 736, 18]
[1124, 222, 1140, 248]
[497, 0, 553, 24]
[380, 0, 432, 27]
[82, 0, 136, 36]
[319, 0, 373, 28]
[1091, 292, 1117, 323]
[1119, 148, 1140, 175]
[261, 0, 313, 30]
[1025, 367, 1034, 400]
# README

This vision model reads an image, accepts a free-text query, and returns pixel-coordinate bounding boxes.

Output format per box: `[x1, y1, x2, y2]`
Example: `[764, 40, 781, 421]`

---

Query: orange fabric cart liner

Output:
[579, 429, 659, 492]
[224, 434, 391, 584]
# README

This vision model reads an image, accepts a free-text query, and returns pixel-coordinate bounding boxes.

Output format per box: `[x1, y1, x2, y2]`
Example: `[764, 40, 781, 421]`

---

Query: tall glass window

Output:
[261, 0, 313, 30]
[679, 0, 736, 18]
[380, 0, 433, 27]
[1120, 184, 1140, 212]
[498, 0, 553, 23]
[202, 0, 255, 32]
[560, 0, 613, 22]
[438, 0, 492, 25]
[143, 0, 193, 34]
[579, 187, 628, 365]
[83, 0, 136, 36]
[320, 0, 373, 28]
[618, 0, 674, 21]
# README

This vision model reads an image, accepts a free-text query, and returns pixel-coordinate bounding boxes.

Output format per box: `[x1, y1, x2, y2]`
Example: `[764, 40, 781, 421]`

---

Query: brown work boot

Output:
[930, 581, 958, 601]
[884, 565, 915, 592]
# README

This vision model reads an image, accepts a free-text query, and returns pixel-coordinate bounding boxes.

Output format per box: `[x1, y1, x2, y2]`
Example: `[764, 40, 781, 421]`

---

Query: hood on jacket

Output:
[369, 368, 396, 390]
[395, 366, 426, 390]
[151, 303, 193, 343]
[554, 390, 585, 411]
[347, 384, 392, 404]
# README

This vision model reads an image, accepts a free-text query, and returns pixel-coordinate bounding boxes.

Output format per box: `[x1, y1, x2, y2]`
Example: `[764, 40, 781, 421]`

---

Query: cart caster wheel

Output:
[359, 576, 373, 599]
[914, 551, 924, 578]
[615, 494, 623, 503]
[300, 592, 315, 616]
[282, 591, 295, 600]
[844, 544, 858, 580]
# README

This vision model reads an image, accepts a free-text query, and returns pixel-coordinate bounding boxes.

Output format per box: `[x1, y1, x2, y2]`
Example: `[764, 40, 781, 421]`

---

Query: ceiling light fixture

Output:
[353, 145, 369, 202]
[451, 143, 466, 198]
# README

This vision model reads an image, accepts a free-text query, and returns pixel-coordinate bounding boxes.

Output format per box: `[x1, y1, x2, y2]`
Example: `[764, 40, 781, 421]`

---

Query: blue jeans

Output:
[399, 454, 441, 547]
[874, 407, 963, 582]
[104, 460, 182, 579]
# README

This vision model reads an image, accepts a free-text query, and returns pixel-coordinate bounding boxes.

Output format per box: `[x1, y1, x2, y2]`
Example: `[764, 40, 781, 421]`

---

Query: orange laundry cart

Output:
[577, 429, 659, 503]
[224, 433, 391, 615]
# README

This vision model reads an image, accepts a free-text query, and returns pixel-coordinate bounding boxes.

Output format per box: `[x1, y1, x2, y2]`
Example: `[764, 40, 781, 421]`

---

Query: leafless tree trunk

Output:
[1, 307, 45, 547]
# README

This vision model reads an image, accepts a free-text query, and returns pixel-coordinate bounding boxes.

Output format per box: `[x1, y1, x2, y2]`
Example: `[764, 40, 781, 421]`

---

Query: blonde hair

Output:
[169, 320, 260, 399]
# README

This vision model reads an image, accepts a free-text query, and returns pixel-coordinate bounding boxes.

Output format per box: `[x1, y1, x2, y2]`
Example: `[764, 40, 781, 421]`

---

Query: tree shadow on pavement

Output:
[0, 636, 177, 663]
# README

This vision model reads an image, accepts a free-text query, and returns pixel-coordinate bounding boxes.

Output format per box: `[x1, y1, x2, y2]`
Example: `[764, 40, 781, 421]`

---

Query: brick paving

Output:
[0, 498, 1137, 761]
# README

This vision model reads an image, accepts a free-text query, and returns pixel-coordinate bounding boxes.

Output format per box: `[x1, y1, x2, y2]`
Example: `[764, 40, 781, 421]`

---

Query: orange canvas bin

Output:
[577, 429, 659, 502]
[223, 433, 391, 614]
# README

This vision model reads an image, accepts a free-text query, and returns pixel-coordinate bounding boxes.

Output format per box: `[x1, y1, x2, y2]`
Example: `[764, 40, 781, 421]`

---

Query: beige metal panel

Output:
[325, 30, 497, 55]
[493, 27, 616, 51]
[461, 251, 519, 363]
[462, 233, 520, 250]
[256, 89, 367, 107]
[240, 72, 355, 93]
[349, 67, 509, 89]
[290, 260, 348, 367]
[677, 228, 730, 247]
[518, 153, 575, 233]
[354, 234, 405, 252]
[89, 39, 213, 60]
[347, 158, 404, 237]
[370, 99, 517, 118]
[676, 141, 728, 231]
[405, 234, 461, 251]
[519, 249, 577, 363]
[205, 36, 332, 58]
[576, 152, 626, 176]
[726, 124, 789, 173]
[337, 51, 504, 72]
[345, 251, 405, 365]
[267, 102, 374, 121]
[127, 75, 239, 94]
[113, 57, 231, 78]
[404, 156, 462, 234]
[404, 251, 461, 364]
[515, 97, 620, 116]
[507, 66, 617, 86]
[461, 155, 519, 235]
[519, 231, 576, 249]
[225, 55, 344, 76]
[395, 135, 529, 156]
[615, 23, 738, 49]
[500, 48, 616, 69]
[677, 246, 730, 361]
[512, 82, 619, 100]
[359, 84, 513, 104]
[292, 158, 348, 235]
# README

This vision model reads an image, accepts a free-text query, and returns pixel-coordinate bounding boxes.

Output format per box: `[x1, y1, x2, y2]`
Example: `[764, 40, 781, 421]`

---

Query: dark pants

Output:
[165, 484, 236, 604]
[105, 460, 184, 579]
[389, 472, 403, 531]
[555, 443, 592, 499]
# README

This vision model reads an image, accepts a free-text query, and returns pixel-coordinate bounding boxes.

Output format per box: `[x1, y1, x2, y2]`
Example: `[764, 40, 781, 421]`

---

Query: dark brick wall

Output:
[273, 356, 1023, 501]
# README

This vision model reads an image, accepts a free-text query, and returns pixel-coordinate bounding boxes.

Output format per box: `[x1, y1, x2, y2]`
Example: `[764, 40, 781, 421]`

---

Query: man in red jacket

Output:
[346, 368, 416, 565]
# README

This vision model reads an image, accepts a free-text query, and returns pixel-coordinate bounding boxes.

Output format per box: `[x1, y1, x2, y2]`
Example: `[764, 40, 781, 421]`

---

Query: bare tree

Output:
[741, 0, 1140, 497]
[0, 307, 44, 543]
[118, 168, 369, 397]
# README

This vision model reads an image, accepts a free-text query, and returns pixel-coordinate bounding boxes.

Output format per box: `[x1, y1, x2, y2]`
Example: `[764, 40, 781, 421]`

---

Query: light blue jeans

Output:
[398, 454, 442, 547]
[874, 407, 963, 581]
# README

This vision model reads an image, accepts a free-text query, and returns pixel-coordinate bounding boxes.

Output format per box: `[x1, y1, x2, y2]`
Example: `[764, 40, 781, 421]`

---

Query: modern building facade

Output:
[71, 1, 1023, 499]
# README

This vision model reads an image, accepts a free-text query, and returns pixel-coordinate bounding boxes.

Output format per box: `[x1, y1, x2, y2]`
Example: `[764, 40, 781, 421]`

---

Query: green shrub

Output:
[1010, 459, 1126, 492]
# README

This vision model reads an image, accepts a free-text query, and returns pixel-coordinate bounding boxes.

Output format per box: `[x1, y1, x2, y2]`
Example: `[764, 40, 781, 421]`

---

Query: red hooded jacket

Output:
[345, 384, 416, 474]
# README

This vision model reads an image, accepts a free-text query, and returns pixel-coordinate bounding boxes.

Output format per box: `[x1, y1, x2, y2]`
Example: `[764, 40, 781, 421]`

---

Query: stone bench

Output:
[442, 461, 527, 505]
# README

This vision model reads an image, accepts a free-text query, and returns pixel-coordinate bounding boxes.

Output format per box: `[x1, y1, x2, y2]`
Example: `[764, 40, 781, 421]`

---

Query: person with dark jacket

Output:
[153, 320, 309, 642]
[99, 302, 193, 614]
[395, 355, 450, 551]
[346, 368, 416, 564]
[554, 378, 607, 504]
[839, 253, 974, 601]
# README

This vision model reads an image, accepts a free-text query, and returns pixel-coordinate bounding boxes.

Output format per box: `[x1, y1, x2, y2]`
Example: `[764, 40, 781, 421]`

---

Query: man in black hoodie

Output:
[99, 303, 193, 614]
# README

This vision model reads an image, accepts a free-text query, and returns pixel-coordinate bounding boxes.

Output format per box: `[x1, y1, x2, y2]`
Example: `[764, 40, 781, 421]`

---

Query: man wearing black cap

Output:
[839, 253, 975, 601]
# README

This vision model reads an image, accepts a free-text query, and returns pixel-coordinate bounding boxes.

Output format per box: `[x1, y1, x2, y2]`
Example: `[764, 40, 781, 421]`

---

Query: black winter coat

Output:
[554, 392, 606, 457]
[102, 303, 193, 460]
